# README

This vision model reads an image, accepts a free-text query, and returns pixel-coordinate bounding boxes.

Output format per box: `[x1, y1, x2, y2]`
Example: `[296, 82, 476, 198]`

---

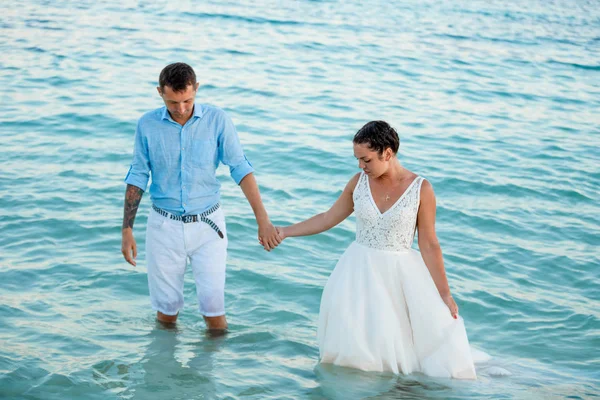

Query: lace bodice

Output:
[353, 172, 424, 251]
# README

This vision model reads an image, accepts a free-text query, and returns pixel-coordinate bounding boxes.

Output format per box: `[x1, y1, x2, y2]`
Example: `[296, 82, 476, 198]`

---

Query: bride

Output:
[275, 120, 478, 379]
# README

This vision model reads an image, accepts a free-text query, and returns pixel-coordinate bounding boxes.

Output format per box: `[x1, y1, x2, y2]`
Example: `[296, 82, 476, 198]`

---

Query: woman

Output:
[275, 121, 478, 379]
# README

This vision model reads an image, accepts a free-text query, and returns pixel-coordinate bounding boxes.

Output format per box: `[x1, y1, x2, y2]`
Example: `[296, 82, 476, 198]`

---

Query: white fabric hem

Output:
[151, 304, 181, 316]
[200, 310, 226, 317]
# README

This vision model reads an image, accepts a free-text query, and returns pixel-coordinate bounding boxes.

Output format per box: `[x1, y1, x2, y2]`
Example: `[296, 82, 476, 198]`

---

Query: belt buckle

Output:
[182, 214, 198, 223]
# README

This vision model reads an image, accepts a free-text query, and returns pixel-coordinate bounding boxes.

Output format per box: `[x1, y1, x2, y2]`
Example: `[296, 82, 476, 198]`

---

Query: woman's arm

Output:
[417, 180, 458, 318]
[279, 173, 360, 239]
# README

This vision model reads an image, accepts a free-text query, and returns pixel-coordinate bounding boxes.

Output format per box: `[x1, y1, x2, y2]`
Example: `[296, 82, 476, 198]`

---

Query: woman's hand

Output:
[258, 221, 281, 252]
[442, 294, 458, 319]
[259, 226, 286, 250]
[275, 226, 287, 241]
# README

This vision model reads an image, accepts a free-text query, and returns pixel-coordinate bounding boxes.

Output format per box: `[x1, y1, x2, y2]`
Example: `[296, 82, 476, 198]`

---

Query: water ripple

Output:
[1, 0, 599, 398]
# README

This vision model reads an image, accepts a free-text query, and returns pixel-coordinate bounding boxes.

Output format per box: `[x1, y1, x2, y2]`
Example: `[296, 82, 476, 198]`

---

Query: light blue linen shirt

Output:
[124, 104, 254, 215]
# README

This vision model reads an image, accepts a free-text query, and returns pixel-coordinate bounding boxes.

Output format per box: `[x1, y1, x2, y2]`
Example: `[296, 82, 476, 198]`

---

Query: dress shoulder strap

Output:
[352, 171, 368, 199]
[355, 171, 366, 189]
[415, 176, 426, 206]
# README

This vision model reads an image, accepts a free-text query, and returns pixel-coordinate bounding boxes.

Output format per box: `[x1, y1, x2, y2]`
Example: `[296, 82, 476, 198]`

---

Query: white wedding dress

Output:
[317, 172, 479, 379]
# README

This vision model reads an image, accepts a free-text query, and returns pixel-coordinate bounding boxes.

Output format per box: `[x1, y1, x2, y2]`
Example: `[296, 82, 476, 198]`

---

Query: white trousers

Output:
[145, 207, 228, 317]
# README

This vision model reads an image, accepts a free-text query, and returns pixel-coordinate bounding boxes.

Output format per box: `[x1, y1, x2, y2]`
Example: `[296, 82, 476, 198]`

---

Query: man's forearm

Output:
[239, 173, 269, 225]
[122, 184, 144, 230]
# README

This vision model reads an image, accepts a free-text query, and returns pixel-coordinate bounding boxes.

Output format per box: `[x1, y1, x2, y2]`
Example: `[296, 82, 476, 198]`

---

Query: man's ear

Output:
[156, 86, 163, 96]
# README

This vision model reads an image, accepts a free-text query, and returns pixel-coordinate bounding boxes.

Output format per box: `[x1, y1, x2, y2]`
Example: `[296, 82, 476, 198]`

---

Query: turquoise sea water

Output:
[1, 1, 599, 399]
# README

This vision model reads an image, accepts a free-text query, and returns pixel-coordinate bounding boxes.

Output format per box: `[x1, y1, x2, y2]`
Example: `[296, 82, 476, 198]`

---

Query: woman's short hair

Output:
[353, 120, 399, 155]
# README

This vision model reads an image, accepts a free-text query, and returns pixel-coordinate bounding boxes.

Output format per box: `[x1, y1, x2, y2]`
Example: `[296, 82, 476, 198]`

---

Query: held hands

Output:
[275, 226, 286, 241]
[121, 229, 137, 266]
[257, 221, 283, 251]
[442, 294, 459, 319]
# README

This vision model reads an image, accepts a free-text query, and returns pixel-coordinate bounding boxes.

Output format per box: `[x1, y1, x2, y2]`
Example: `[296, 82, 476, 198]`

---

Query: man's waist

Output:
[150, 198, 220, 216]
[151, 204, 224, 239]
[152, 203, 220, 219]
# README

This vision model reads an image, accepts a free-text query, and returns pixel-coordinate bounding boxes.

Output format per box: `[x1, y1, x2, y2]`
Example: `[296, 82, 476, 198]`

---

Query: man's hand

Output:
[238, 174, 283, 252]
[121, 184, 143, 265]
[258, 221, 281, 252]
[121, 228, 138, 266]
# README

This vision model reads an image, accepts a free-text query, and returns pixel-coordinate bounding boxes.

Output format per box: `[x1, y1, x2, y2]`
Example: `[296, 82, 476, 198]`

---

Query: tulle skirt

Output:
[318, 241, 481, 379]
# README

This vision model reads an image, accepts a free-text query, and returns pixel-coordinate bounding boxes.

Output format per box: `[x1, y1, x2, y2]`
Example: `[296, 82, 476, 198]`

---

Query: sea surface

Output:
[1, 1, 599, 399]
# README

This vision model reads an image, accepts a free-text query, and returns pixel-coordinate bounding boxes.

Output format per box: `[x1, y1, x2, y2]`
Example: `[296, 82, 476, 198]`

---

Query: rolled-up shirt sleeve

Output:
[124, 121, 150, 191]
[218, 113, 254, 184]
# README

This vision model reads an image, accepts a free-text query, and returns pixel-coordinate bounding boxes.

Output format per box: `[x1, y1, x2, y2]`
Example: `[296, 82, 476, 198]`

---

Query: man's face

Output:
[157, 83, 199, 123]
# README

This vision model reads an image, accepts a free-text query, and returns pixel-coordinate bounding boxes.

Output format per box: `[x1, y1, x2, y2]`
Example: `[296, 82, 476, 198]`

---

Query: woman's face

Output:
[353, 142, 393, 177]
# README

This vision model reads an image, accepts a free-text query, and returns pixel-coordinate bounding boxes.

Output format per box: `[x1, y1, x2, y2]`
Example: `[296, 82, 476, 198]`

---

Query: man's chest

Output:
[146, 123, 218, 169]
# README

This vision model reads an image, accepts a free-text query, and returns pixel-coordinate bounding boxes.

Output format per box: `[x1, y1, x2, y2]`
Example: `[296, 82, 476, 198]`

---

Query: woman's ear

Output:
[386, 148, 392, 161]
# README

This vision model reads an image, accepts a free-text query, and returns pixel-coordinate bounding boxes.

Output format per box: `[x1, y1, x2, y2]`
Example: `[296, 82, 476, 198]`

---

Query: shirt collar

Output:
[161, 104, 204, 123]
[160, 106, 169, 121]
[192, 104, 204, 119]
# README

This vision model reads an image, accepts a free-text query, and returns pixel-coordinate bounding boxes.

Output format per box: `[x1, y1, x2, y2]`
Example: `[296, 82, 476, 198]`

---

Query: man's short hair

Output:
[159, 63, 197, 92]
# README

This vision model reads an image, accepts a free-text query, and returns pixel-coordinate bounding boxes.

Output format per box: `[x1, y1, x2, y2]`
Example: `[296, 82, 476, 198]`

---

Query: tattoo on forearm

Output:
[123, 184, 144, 229]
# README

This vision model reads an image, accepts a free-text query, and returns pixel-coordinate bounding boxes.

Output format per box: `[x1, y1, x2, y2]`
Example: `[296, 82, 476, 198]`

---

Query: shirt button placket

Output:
[181, 127, 186, 211]
[181, 127, 186, 173]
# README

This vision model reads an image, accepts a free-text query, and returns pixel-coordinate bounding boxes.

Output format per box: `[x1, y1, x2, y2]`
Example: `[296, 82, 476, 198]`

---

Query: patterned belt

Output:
[151, 204, 224, 239]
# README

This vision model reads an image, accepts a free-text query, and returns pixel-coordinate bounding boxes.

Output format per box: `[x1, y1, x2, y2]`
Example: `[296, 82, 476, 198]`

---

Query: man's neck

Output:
[170, 105, 195, 126]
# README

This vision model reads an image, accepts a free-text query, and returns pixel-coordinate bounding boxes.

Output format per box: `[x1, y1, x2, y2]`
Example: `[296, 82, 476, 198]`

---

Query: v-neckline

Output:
[366, 174, 420, 216]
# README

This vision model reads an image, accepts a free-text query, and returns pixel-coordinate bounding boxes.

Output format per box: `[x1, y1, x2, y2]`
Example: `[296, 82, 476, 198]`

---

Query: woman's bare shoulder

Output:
[418, 177, 435, 201]
[347, 172, 362, 193]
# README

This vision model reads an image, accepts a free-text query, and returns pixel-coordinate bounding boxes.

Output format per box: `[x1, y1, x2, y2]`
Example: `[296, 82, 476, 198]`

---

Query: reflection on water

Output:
[312, 363, 396, 399]
[310, 353, 522, 400]
[1, 0, 598, 397]
[311, 363, 455, 400]
[131, 322, 224, 399]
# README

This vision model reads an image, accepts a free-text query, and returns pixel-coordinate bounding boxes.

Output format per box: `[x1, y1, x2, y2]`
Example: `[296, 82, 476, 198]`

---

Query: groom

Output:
[121, 62, 281, 331]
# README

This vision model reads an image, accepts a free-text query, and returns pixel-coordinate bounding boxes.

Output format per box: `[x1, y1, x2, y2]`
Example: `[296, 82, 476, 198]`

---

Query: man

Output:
[121, 62, 280, 332]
